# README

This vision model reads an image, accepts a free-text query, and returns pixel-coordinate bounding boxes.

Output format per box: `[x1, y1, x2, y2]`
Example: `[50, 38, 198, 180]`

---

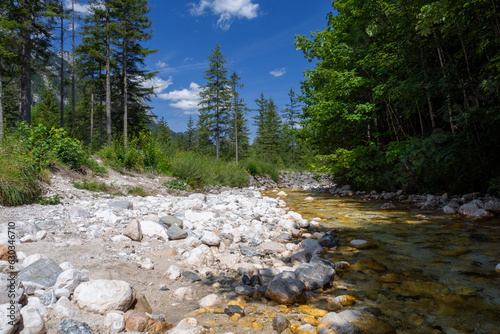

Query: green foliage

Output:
[295, 0, 500, 193]
[127, 186, 147, 197]
[311, 144, 387, 190]
[241, 158, 279, 182]
[0, 133, 41, 206]
[71, 179, 109, 192]
[170, 151, 248, 188]
[163, 179, 187, 191]
[96, 131, 172, 173]
[39, 194, 62, 205]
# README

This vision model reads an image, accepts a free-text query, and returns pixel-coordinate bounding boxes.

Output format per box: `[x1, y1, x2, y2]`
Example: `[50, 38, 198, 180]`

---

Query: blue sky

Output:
[71, 0, 334, 136]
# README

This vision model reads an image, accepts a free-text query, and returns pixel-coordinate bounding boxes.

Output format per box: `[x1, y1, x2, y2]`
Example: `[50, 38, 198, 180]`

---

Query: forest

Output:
[1, 0, 500, 206]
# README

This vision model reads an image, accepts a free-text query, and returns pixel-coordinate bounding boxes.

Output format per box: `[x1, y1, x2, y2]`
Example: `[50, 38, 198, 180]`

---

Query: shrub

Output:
[241, 158, 279, 182]
[71, 179, 109, 192]
[0, 133, 41, 206]
[163, 179, 187, 190]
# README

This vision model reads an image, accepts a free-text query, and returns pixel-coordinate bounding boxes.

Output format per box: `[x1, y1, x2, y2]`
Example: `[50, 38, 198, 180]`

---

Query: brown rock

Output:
[131, 293, 153, 314]
[124, 310, 172, 333]
[351, 257, 388, 272]
[124, 219, 142, 241]
[265, 278, 307, 305]
[0, 244, 15, 261]
[153, 247, 178, 256]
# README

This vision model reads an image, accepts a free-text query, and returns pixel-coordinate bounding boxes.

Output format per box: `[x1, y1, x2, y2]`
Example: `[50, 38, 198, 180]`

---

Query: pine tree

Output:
[16, 0, 59, 124]
[195, 109, 214, 155]
[281, 88, 301, 164]
[112, 0, 157, 148]
[198, 45, 231, 159]
[32, 82, 59, 129]
[253, 93, 282, 162]
[76, 0, 108, 146]
[185, 115, 195, 150]
[228, 71, 250, 162]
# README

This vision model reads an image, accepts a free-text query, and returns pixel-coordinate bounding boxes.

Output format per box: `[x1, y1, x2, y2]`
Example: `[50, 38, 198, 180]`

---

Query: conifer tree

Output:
[14, 0, 59, 125]
[281, 88, 301, 164]
[198, 45, 231, 159]
[253, 93, 282, 162]
[112, 0, 157, 148]
[185, 115, 195, 150]
[228, 71, 250, 162]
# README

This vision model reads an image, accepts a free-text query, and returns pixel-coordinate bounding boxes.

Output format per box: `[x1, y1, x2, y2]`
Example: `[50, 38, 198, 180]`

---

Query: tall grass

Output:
[0, 134, 42, 206]
[170, 151, 248, 188]
[241, 158, 279, 182]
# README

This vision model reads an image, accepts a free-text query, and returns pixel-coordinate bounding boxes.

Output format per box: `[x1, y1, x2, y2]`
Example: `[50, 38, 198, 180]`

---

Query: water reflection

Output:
[267, 189, 500, 334]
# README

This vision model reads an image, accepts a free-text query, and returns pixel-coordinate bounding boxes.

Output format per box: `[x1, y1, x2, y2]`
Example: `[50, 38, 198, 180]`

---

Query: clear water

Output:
[266, 190, 500, 334]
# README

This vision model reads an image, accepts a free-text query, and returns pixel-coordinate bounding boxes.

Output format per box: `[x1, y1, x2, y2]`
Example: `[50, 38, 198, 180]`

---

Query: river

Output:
[266, 189, 500, 334]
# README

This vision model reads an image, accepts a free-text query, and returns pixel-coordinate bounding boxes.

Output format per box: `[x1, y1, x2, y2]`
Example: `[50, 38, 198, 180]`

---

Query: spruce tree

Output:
[281, 88, 301, 164]
[185, 115, 195, 150]
[253, 93, 282, 162]
[198, 45, 231, 159]
[228, 71, 250, 162]
[112, 0, 157, 148]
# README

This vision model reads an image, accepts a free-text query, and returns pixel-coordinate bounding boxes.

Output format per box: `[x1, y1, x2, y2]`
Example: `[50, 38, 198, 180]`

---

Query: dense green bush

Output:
[241, 158, 279, 182]
[0, 132, 42, 206]
[170, 151, 248, 188]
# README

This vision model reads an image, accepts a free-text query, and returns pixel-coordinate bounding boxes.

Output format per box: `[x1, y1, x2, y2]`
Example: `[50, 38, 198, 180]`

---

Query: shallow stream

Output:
[266, 189, 500, 334]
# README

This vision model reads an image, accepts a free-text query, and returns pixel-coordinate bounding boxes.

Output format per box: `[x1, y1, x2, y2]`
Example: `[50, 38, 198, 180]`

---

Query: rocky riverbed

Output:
[0, 168, 396, 334]
[1, 167, 499, 334]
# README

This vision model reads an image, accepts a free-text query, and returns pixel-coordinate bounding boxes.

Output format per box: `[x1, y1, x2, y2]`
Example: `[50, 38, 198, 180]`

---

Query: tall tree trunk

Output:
[234, 107, 238, 163]
[122, 26, 128, 148]
[90, 73, 94, 147]
[0, 68, 3, 141]
[434, 33, 455, 134]
[20, 0, 32, 125]
[71, 0, 76, 134]
[60, 0, 64, 128]
[105, 6, 112, 146]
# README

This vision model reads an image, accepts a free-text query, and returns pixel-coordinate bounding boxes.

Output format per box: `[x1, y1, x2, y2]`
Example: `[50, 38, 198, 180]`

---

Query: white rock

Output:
[184, 210, 215, 222]
[22, 254, 48, 267]
[53, 296, 75, 317]
[35, 231, 47, 241]
[198, 294, 222, 308]
[201, 231, 220, 247]
[139, 221, 169, 240]
[95, 210, 119, 224]
[183, 248, 206, 267]
[105, 311, 125, 332]
[169, 317, 206, 334]
[0, 302, 20, 333]
[173, 287, 196, 301]
[111, 235, 131, 242]
[496, 263, 500, 273]
[55, 288, 71, 299]
[59, 262, 76, 271]
[165, 265, 181, 280]
[22, 282, 45, 295]
[349, 239, 368, 246]
[19, 305, 46, 334]
[54, 269, 90, 293]
[73, 280, 135, 314]
[277, 191, 287, 197]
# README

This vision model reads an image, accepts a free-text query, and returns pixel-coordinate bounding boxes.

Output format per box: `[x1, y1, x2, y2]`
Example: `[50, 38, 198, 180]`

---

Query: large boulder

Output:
[0, 273, 24, 304]
[300, 239, 323, 256]
[73, 280, 135, 314]
[19, 305, 46, 334]
[17, 258, 63, 287]
[337, 310, 396, 334]
[265, 278, 307, 305]
[54, 269, 89, 293]
[295, 260, 336, 290]
[458, 201, 494, 219]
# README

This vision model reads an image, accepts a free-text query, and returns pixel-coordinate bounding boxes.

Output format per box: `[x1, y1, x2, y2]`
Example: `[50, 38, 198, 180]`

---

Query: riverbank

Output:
[0, 168, 395, 333]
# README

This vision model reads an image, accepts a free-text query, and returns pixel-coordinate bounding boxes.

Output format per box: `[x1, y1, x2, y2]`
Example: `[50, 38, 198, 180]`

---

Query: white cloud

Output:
[270, 67, 287, 77]
[158, 82, 202, 114]
[142, 76, 174, 94]
[64, 0, 95, 14]
[156, 61, 167, 69]
[190, 0, 260, 30]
